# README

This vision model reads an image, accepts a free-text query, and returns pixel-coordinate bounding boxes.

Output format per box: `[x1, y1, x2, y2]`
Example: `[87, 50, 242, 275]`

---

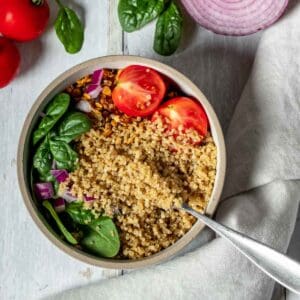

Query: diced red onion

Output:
[54, 198, 65, 213]
[34, 182, 54, 200]
[181, 0, 289, 36]
[76, 100, 92, 113]
[86, 84, 102, 99]
[86, 69, 104, 98]
[59, 190, 77, 203]
[84, 196, 95, 202]
[50, 169, 69, 183]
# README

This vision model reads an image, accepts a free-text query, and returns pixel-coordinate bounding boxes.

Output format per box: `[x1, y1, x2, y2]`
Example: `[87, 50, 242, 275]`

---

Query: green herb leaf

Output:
[118, 0, 166, 32]
[66, 202, 120, 257]
[81, 217, 120, 258]
[33, 136, 53, 176]
[55, 6, 84, 54]
[43, 200, 78, 245]
[33, 93, 70, 145]
[65, 201, 95, 225]
[49, 139, 78, 171]
[55, 112, 92, 143]
[153, 1, 183, 56]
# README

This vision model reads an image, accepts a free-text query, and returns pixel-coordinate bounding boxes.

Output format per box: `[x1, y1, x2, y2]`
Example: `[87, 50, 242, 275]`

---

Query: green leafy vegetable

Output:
[65, 201, 95, 225]
[55, 112, 92, 143]
[33, 93, 70, 145]
[81, 217, 120, 258]
[154, 1, 183, 56]
[49, 139, 78, 171]
[55, 0, 84, 54]
[43, 200, 78, 245]
[118, 0, 166, 32]
[66, 202, 120, 257]
[33, 136, 53, 176]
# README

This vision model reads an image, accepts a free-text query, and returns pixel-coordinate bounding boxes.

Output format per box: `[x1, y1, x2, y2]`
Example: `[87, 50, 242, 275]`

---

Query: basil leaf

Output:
[49, 139, 78, 171]
[66, 201, 95, 225]
[56, 112, 91, 143]
[153, 1, 183, 56]
[81, 217, 120, 258]
[33, 93, 70, 145]
[43, 200, 78, 245]
[118, 0, 166, 32]
[33, 136, 53, 176]
[55, 6, 84, 54]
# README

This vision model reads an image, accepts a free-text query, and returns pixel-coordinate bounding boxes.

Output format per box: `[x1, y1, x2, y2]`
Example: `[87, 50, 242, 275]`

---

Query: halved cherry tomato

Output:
[152, 97, 208, 137]
[0, 0, 50, 42]
[0, 37, 20, 88]
[112, 65, 166, 117]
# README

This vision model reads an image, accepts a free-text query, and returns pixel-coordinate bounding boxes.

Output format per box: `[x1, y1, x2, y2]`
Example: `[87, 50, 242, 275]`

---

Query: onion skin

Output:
[181, 0, 289, 36]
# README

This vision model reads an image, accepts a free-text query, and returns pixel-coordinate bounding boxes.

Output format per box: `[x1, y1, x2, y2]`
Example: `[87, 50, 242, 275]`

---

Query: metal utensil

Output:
[182, 203, 300, 294]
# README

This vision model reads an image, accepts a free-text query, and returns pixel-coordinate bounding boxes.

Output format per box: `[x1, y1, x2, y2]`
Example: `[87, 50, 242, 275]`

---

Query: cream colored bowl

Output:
[17, 56, 226, 269]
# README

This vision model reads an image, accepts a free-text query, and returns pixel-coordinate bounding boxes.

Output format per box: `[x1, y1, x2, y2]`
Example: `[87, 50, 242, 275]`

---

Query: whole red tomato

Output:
[0, 0, 50, 42]
[0, 37, 20, 88]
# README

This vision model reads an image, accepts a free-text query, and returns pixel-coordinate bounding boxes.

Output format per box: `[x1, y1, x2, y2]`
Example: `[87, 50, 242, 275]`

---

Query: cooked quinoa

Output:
[59, 70, 217, 259]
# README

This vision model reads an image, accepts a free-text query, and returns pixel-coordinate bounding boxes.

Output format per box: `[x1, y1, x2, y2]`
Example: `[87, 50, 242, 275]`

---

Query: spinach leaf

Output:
[65, 202, 120, 257]
[153, 1, 183, 56]
[118, 0, 166, 32]
[81, 217, 120, 258]
[33, 136, 53, 176]
[49, 139, 78, 171]
[55, 112, 92, 143]
[43, 200, 78, 245]
[33, 93, 70, 145]
[65, 201, 95, 225]
[55, 3, 84, 54]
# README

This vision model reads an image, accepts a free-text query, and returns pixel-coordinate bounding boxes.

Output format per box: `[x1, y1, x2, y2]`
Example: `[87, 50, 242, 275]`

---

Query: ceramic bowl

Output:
[17, 55, 226, 269]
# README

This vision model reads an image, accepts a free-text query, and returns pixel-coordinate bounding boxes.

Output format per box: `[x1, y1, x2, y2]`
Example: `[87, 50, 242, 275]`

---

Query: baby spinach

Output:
[55, 112, 92, 143]
[33, 93, 70, 145]
[81, 217, 120, 258]
[65, 201, 95, 225]
[154, 1, 183, 56]
[65, 202, 120, 257]
[33, 136, 53, 177]
[118, 0, 166, 32]
[49, 139, 78, 171]
[55, 0, 84, 54]
[43, 200, 78, 245]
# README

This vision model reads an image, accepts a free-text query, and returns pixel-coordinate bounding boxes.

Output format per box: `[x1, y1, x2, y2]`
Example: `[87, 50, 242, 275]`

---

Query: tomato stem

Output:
[32, 0, 44, 5]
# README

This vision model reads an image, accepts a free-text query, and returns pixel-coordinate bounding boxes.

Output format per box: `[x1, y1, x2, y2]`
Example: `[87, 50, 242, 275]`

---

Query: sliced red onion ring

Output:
[50, 169, 69, 183]
[76, 100, 92, 113]
[54, 198, 65, 213]
[34, 182, 54, 200]
[86, 69, 104, 98]
[181, 0, 289, 36]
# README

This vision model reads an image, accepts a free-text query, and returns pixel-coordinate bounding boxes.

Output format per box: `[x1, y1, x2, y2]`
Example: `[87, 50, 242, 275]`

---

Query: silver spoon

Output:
[181, 203, 300, 294]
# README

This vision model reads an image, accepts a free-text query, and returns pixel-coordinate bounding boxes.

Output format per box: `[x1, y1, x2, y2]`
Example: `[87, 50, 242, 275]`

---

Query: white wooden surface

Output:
[0, 1, 299, 299]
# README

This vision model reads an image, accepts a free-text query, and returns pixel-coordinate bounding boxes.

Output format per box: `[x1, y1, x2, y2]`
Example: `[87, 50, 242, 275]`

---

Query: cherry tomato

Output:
[152, 97, 208, 137]
[0, 0, 50, 42]
[112, 65, 166, 117]
[0, 37, 20, 88]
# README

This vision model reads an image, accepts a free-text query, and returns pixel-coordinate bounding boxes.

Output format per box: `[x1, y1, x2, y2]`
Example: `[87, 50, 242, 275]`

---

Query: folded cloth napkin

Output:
[48, 2, 300, 300]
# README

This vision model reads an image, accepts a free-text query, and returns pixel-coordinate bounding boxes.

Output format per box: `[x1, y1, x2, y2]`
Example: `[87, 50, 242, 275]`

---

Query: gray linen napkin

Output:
[47, 2, 300, 299]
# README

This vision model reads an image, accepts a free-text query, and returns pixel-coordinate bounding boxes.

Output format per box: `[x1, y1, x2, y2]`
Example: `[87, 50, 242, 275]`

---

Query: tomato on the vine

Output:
[0, 37, 20, 88]
[0, 0, 50, 42]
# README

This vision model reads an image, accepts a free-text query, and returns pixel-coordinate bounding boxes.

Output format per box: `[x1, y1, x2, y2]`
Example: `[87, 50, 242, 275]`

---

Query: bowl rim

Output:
[17, 55, 226, 269]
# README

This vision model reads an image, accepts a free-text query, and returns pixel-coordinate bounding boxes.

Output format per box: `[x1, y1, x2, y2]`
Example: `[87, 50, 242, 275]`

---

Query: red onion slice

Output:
[76, 100, 92, 113]
[58, 190, 78, 203]
[181, 0, 289, 36]
[86, 69, 104, 98]
[50, 169, 69, 183]
[54, 198, 65, 213]
[84, 196, 95, 202]
[34, 182, 54, 200]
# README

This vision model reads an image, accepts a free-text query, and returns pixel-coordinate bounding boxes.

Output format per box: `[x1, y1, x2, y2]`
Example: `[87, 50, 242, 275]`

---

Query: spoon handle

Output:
[182, 204, 300, 294]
